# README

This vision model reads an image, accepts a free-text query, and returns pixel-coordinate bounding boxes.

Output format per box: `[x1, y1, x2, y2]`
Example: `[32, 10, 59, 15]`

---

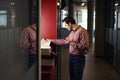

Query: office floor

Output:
[61, 45, 120, 80]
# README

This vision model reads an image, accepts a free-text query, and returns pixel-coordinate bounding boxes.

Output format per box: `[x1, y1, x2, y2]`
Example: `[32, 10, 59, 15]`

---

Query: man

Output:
[20, 23, 36, 68]
[46, 16, 90, 80]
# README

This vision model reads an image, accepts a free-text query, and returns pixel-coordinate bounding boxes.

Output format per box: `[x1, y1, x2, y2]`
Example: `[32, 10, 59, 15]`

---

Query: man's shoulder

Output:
[78, 26, 84, 32]
[24, 26, 32, 32]
[79, 25, 86, 30]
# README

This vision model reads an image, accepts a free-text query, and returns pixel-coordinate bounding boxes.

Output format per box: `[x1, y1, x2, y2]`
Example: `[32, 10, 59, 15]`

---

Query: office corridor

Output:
[61, 44, 120, 80]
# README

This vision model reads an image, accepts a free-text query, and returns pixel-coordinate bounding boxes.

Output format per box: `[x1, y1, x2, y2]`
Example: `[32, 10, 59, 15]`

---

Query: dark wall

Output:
[97, 0, 120, 72]
[95, 0, 106, 57]
[104, 0, 115, 63]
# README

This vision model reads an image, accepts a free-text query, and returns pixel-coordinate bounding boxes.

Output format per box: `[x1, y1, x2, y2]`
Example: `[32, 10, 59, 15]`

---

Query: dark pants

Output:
[28, 54, 37, 68]
[69, 54, 86, 80]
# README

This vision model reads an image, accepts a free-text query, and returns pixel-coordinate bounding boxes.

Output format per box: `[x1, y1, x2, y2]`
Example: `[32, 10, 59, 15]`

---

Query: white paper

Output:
[40, 38, 51, 49]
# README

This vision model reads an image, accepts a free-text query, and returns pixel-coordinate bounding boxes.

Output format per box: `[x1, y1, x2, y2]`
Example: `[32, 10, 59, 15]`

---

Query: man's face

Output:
[63, 21, 72, 31]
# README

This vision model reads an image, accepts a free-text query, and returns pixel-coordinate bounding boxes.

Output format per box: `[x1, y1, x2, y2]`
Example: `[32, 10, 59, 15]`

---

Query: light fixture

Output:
[81, 3, 85, 6]
[57, 1, 60, 6]
[115, 3, 119, 7]
[10, 2, 15, 5]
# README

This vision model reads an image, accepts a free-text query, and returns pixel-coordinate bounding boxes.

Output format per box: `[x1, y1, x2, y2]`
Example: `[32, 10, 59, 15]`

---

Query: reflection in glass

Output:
[10, 9, 16, 27]
[0, 10, 7, 27]
[0, 0, 38, 80]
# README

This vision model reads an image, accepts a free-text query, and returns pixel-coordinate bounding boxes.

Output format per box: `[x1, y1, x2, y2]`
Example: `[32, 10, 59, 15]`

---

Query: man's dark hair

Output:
[62, 16, 76, 24]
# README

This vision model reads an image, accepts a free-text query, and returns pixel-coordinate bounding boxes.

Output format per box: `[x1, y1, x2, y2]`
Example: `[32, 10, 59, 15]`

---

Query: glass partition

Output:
[0, 0, 38, 80]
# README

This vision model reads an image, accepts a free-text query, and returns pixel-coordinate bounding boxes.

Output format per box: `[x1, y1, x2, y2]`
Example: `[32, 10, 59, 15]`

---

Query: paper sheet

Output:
[40, 38, 51, 49]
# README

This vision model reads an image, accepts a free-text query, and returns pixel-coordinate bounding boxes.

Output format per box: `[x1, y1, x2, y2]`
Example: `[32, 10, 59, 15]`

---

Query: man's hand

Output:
[64, 38, 70, 44]
[64, 40, 69, 44]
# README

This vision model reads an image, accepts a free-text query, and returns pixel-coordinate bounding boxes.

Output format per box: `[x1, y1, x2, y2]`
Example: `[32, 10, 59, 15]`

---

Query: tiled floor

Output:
[61, 45, 120, 80]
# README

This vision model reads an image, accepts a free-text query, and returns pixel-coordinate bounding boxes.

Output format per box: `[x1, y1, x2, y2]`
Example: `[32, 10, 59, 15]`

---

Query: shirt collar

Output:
[72, 25, 80, 31]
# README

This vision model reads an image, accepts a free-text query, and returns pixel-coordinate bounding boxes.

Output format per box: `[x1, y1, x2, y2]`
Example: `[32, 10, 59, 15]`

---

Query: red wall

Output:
[41, 0, 57, 39]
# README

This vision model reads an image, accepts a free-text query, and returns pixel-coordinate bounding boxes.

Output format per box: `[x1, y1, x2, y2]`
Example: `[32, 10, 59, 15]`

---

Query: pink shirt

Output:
[20, 25, 36, 54]
[51, 26, 90, 55]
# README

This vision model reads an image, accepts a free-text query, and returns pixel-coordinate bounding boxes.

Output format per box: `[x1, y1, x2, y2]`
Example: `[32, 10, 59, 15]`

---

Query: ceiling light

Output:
[81, 3, 85, 6]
